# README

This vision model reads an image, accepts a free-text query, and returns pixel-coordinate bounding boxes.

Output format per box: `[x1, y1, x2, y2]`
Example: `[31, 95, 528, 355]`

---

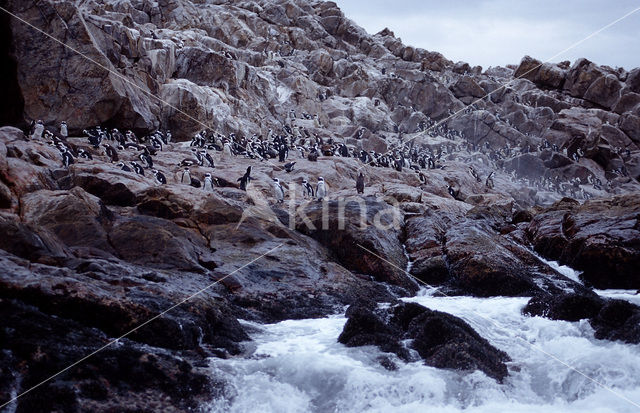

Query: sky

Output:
[336, 0, 640, 70]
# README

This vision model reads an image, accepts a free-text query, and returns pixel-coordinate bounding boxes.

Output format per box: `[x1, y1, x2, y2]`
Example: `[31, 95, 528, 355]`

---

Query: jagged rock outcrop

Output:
[527, 194, 640, 289]
[1, 0, 640, 410]
[338, 302, 510, 381]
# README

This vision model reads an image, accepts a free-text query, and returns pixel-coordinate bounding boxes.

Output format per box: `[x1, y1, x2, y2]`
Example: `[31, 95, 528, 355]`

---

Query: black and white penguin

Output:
[31, 120, 44, 140]
[316, 177, 327, 201]
[103, 144, 119, 163]
[181, 168, 191, 184]
[356, 172, 365, 194]
[273, 178, 285, 203]
[77, 148, 93, 160]
[308, 147, 319, 162]
[139, 152, 153, 169]
[284, 161, 296, 173]
[447, 185, 459, 200]
[302, 179, 314, 198]
[116, 162, 132, 172]
[203, 173, 214, 191]
[131, 162, 145, 176]
[485, 171, 495, 189]
[201, 150, 215, 168]
[152, 169, 167, 185]
[222, 141, 233, 158]
[190, 177, 201, 188]
[60, 121, 68, 139]
[61, 148, 74, 168]
[278, 144, 288, 162]
[238, 166, 252, 191]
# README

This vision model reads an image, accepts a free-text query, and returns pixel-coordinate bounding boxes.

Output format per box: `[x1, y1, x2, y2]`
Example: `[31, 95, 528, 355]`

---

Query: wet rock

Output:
[522, 292, 604, 321]
[339, 302, 510, 381]
[527, 194, 640, 288]
[590, 299, 640, 344]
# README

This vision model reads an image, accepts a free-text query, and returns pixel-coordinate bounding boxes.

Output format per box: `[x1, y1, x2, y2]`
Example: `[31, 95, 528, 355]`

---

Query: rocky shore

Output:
[1, 0, 640, 411]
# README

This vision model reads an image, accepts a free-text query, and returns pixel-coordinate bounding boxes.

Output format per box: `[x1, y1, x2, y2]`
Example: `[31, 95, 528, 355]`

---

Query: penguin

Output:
[201, 150, 215, 168]
[131, 162, 145, 175]
[61, 148, 74, 168]
[284, 161, 296, 172]
[356, 172, 365, 194]
[302, 179, 314, 198]
[31, 120, 45, 140]
[203, 173, 214, 191]
[139, 152, 153, 169]
[316, 177, 327, 201]
[278, 144, 288, 162]
[116, 162, 132, 172]
[238, 166, 252, 191]
[447, 185, 459, 200]
[308, 148, 319, 162]
[273, 178, 285, 203]
[485, 171, 495, 189]
[181, 168, 191, 184]
[190, 177, 201, 188]
[60, 121, 68, 138]
[102, 144, 119, 163]
[152, 169, 166, 184]
[77, 148, 93, 160]
[223, 141, 233, 157]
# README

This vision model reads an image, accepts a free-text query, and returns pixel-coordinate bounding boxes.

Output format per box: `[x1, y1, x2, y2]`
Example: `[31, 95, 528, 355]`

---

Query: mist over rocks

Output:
[1, 0, 640, 410]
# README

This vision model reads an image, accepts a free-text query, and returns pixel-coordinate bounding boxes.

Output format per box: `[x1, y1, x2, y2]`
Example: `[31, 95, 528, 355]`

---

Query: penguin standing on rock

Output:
[447, 185, 459, 200]
[103, 144, 119, 162]
[139, 151, 153, 169]
[201, 150, 215, 168]
[32, 120, 44, 140]
[302, 179, 314, 198]
[60, 121, 68, 138]
[316, 177, 327, 201]
[181, 168, 191, 184]
[61, 148, 74, 168]
[238, 166, 252, 191]
[485, 171, 495, 189]
[203, 173, 214, 191]
[356, 172, 365, 194]
[273, 178, 285, 203]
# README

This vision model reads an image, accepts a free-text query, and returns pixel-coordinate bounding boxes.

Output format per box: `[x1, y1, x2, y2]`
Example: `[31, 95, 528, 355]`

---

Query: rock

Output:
[339, 302, 510, 381]
[295, 196, 416, 291]
[583, 74, 623, 109]
[534, 63, 566, 89]
[626, 68, 640, 94]
[522, 292, 604, 321]
[612, 90, 640, 114]
[513, 55, 541, 82]
[618, 113, 640, 144]
[527, 194, 640, 288]
[564, 58, 605, 99]
[450, 76, 485, 100]
[590, 299, 640, 344]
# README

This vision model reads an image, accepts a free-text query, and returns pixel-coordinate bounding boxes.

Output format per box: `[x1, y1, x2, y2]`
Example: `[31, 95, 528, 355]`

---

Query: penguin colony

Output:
[25, 106, 626, 204]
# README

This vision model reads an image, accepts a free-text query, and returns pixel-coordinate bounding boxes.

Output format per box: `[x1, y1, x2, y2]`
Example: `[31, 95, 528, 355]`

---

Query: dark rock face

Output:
[404, 211, 584, 298]
[527, 194, 640, 289]
[523, 292, 640, 344]
[339, 302, 510, 381]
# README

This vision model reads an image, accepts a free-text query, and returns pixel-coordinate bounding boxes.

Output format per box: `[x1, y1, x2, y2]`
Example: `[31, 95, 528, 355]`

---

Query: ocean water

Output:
[204, 287, 640, 413]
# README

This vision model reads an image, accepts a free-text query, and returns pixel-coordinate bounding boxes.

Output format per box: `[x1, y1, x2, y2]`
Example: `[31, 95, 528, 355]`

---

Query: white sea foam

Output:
[205, 291, 640, 413]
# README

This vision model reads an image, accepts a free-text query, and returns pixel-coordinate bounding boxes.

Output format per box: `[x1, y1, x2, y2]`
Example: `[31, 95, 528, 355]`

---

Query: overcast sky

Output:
[336, 0, 640, 70]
